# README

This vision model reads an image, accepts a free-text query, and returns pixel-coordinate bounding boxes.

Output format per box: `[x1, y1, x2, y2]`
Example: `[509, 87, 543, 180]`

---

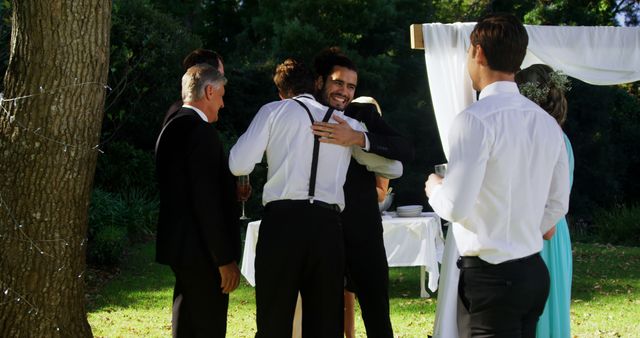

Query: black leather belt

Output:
[313, 200, 341, 213]
[457, 253, 539, 269]
[266, 199, 340, 213]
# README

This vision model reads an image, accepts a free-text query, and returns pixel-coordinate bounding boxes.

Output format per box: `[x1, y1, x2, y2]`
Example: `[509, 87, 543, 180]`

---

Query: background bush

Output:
[594, 205, 640, 246]
[94, 141, 156, 194]
[89, 225, 129, 267]
[87, 188, 158, 266]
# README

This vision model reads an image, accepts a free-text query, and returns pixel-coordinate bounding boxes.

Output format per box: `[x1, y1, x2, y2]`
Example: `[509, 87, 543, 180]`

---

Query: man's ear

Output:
[315, 76, 324, 91]
[205, 84, 213, 99]
[474, 45, 488, 67]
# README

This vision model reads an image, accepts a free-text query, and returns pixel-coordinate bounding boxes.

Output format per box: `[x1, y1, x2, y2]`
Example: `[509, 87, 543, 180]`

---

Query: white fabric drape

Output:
[423, 23, 640, 157]
[422, 23, 640, 338]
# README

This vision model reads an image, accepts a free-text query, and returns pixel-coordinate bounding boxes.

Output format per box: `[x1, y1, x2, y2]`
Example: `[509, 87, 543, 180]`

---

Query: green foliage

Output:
[95, 141, 156, 194]
[426, 0, 639, 27]
[87, 188, 159, 266]
[89, 225, 129, 266]
[106, 0, 202, 149]
[88, 189, 128, 266]
[121, 189, 160, 241]
[564, 81, 619, 217]
[609, 87, 640, 203]
[88, 189, 128, 238]
[594, 205, 640, 246]
[564, 81, 640, 220]
[520, 0, 636, 26]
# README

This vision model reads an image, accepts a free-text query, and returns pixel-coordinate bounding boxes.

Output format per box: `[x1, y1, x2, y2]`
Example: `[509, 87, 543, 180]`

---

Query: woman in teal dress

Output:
[516, 64, 574, 338]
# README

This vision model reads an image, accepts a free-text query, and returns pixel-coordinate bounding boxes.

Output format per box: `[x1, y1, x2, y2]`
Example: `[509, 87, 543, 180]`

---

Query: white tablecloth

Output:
[240, 212, 444, 296]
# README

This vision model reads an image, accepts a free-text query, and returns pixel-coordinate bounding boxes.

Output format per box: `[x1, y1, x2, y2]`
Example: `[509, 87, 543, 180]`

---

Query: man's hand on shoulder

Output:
[218, 261, 240, 294]
[311, 115, 365, 147]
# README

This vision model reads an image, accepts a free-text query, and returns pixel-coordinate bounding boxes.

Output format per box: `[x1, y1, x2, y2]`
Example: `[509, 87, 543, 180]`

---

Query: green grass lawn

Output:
[87, 242, 640, 337]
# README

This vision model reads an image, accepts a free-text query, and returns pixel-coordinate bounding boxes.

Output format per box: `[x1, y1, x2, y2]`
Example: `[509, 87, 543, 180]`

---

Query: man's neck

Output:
[476, 70, 515, 92]
[183, 101, 209, 122]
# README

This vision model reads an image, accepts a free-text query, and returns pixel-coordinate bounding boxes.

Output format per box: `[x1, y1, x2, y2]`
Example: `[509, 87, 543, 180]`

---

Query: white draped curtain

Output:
[423, 23, 640, 157]
[421, 23, 640, 338]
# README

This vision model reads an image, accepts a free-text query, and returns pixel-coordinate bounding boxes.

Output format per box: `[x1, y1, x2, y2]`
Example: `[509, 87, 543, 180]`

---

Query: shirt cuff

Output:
[362, 132, 370, 151]
[429, 184, 443, 201]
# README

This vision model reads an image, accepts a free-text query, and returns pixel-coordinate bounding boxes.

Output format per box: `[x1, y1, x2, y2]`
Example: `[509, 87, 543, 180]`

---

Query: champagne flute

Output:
[434, 163, 448, 178]
[237, 175, 250, 220]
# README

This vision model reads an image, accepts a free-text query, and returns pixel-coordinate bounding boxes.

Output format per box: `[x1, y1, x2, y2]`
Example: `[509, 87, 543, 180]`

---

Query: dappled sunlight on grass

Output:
[572, 244, 640, 301]
[569, 244, 640, 337]
[87, 242, 640, 337]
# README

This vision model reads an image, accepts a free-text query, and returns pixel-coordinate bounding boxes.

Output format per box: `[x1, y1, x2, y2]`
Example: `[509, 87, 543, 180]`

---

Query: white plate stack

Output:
[396, 205, 423, 217]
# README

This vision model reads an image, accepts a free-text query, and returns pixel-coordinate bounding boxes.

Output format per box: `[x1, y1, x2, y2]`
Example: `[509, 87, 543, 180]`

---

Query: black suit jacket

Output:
[341, 102, 414, 239]
[155, 108, 241, 268]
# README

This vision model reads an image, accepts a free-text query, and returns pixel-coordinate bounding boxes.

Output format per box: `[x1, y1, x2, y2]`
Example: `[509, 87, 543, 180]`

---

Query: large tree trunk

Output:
[0, 1, 110, 336]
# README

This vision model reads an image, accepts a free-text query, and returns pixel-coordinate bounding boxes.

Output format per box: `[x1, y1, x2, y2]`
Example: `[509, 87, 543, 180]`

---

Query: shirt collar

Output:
[182, 104, 209, 122]
[293, 93, 316, 101]
[478, 81, 519, 100]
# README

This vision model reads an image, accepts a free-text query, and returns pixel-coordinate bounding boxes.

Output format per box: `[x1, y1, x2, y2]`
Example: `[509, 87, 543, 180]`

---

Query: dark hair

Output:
[182, 48, 223, 71]
[273, 58, 314, 98]
[312, 47, 357, 82]
[470, 13, 528, 73]
[515, 64, 568, 126]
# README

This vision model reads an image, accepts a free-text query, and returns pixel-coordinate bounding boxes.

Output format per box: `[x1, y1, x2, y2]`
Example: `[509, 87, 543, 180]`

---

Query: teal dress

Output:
[536, 134, 574, 338]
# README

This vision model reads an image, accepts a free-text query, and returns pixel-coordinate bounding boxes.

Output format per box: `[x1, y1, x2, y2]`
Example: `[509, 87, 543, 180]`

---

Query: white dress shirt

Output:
[428, 81, 570, 264]
[229, 94, 402, 211]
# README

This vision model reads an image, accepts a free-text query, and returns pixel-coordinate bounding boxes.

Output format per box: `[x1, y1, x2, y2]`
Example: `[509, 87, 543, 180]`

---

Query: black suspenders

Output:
[292, 98, 334, 202]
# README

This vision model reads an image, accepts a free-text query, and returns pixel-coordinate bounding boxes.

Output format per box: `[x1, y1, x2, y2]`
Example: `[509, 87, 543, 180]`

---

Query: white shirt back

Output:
[429, 82, 570, 263]
[229, 94, 398, 210]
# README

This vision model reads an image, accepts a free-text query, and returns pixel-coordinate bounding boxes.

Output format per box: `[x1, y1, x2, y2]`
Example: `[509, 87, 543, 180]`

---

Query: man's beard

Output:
[315, 84, 331, 108]
[317, 83, 350, 110]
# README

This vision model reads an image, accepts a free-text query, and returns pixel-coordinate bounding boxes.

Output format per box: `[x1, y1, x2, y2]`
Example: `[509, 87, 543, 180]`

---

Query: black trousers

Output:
[343, 223, 393, 338]
[255, 200, 345, 338]
[457, 253, 550, 338]
[171, 264, 229, 338]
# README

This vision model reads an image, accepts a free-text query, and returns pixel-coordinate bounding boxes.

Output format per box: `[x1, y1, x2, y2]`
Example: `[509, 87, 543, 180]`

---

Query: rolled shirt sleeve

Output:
[229, 104, 273, 176]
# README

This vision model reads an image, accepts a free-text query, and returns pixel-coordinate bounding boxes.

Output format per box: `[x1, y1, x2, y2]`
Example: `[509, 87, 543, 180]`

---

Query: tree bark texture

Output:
[0, 1, 110, 337]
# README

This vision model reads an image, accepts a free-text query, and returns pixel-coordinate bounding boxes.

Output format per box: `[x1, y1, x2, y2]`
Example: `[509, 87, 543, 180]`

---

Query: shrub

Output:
[87, 188, 159, 266]
[89, 225, 129, 266]
[94, 141, 156, 194]
[122, 188, 159, 241]
[88, 188, 128, 236]
[594, 205, 640, 246]
[88, 189, 128, 266]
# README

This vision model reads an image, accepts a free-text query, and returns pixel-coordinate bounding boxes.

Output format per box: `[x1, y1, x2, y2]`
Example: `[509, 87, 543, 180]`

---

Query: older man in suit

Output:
[155, 64, 241, 337]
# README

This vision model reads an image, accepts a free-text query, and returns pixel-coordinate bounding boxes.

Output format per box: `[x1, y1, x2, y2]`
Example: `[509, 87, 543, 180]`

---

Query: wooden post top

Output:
[410, 24, 424, 50]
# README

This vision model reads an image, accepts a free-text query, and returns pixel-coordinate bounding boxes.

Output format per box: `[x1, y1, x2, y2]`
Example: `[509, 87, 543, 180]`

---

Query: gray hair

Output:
[181, 63, 227, 103]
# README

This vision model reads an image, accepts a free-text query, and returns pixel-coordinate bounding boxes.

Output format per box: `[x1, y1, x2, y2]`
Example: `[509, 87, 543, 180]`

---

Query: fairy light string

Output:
[0, 81, 109, 333]
[0, 81, 112, 154]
